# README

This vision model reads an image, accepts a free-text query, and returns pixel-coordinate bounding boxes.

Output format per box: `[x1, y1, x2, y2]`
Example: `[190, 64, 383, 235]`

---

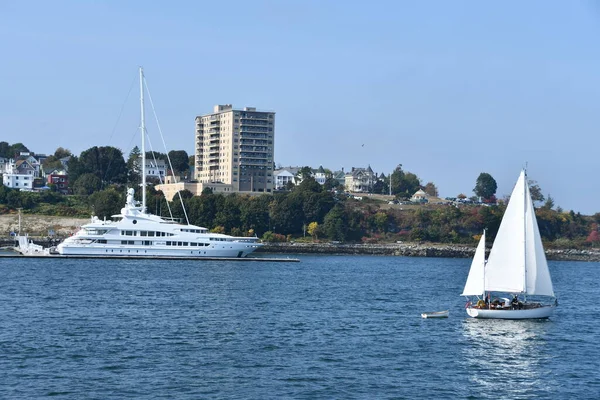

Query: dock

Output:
[0, 250, 299, 262]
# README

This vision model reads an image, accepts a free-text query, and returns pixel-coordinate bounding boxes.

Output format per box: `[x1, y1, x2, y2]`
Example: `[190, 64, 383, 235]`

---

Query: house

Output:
[332, 169, 346, 187]
[133, 158, 168, 181]
[274, 167, 300, 190]
[344, 166, 375, 193]
[46, 171, 69, 194]
[146, 159, 167, 180]
[2, 159, 37, 190]
[313, 165, 327, 185]
[411, 189, 429, 203]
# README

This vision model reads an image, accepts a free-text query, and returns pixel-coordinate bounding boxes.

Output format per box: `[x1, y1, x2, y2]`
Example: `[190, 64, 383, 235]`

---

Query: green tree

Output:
[399, 172, 421, 197]
[127, 146, 142, 188]
[296, 166, 313, 181]
[9, 143, 29, 157]
[474, 172, 497, 200]
[528, 180, 545, 204]
[542, 195, 555, 210]
[54, 147, 72, 159]
[75, 146, 127, 186]
[323, 177, 341, 192]
[41, 155, 64, 172]
[0, 141, 11, 158]
[89, 188, 123, 219]
[423, 182, 439, 197]
[72, 173, 102, 196]
[168, 150, 189, 175]
[323, 204, 347, 241]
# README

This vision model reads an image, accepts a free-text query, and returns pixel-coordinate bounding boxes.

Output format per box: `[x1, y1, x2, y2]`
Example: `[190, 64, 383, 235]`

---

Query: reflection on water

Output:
[461, 318, 555, 399]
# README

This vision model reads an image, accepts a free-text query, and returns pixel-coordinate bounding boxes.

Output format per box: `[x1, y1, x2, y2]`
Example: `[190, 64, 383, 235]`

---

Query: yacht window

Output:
[141, 231, 147, 237]
[148, 231, 155, 237]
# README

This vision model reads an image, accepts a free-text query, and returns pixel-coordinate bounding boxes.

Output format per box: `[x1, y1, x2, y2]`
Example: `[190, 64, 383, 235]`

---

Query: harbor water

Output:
[0, 254, 598, 399]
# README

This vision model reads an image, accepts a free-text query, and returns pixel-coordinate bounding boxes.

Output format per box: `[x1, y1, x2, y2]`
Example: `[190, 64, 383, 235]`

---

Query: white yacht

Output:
[56, 188, 262, 258]
[57, 67, 263, 259]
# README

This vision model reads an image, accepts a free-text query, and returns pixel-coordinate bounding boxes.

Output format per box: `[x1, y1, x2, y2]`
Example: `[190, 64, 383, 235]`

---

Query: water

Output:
[1, 254, 598, 399]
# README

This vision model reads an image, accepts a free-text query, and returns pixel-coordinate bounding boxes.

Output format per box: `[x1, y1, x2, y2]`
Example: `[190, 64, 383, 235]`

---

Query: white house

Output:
[2, 159, 37, 190]
[411, 189, 428, 203]
[274, 167, 299, 190]
[146, 159, 167, 180]
[313, 165, 327, 185]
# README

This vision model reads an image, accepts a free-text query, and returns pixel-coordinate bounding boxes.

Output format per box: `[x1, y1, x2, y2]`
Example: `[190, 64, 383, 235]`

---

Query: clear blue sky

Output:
[1, 1, 599, 214]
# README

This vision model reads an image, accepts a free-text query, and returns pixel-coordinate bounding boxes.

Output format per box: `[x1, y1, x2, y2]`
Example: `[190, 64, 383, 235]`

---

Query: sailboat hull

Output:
[466, 305, 555, 319]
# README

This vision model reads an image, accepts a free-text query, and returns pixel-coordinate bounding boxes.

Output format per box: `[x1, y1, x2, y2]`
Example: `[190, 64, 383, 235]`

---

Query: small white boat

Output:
[421, 310, 449, 319]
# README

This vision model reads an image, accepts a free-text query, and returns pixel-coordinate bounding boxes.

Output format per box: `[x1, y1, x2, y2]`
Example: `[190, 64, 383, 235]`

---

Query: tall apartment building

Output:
[195, 105, 275, 193]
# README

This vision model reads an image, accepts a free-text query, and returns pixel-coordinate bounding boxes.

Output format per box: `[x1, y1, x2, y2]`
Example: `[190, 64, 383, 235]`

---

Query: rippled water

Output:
[0, 254, 598, 399]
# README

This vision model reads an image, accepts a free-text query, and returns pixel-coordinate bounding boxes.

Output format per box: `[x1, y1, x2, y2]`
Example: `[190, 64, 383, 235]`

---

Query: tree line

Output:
[1, 173, 598, 249]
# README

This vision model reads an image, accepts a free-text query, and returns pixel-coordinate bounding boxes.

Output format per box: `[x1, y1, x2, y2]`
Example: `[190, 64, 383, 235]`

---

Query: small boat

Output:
[461, 169, 557, 319]
[421, 310, 449, 319]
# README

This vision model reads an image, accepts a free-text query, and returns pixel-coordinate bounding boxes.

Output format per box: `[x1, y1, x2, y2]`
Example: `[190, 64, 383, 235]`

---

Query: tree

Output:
[168, 150, 189, 175]
[89, 188, 123, 219]
[76, 146, 127, 186]
[9, 143, 29, 158]
[54, 147, 72, 159]
[296, 166, 313, 182]
[542, 195, 555, 210]
[0, 141, 10, 158]
[528, 180, 545, 204]
[586, 224, 600, 244]
[127, 146, 142, 188]
[307, 221, 319, 240]
[146, 151, 167, 161]
[41, 155, 64, 172]
[72, 173, 102, 196]
[474, 173, 497, 200]
[423, 182, 439, 197]
[399, 172, 421, 197]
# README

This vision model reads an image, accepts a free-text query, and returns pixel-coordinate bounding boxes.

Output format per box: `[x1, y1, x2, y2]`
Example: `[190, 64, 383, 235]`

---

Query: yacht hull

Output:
[57, 243, 262, 258]
[466, 305, 555, 319]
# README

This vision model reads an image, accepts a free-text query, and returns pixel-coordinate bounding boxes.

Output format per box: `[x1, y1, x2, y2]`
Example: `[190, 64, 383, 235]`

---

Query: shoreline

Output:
[2, 239, 599, 262]
[259, 242, 600, 262]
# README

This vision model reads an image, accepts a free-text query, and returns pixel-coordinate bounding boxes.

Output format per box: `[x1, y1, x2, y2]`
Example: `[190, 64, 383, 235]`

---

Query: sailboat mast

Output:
[523, 169, 527, 295]
[140, 67, 146, 212]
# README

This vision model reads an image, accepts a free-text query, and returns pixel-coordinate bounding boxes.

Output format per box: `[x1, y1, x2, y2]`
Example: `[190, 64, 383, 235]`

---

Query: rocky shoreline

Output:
[2, 238, 599, 262]
[259, 242, 600, 262]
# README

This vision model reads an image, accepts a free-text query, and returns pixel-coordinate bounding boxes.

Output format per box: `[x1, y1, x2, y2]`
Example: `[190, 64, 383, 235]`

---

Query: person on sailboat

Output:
[511, 295, 519, 310]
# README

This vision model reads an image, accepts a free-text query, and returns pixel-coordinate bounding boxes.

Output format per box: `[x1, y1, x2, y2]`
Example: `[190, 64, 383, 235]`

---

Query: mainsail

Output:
[484, 170, 555, 296]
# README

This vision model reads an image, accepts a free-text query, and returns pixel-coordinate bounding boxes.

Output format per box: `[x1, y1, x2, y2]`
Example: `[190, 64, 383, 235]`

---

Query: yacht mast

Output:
[140, 67, 146, 212]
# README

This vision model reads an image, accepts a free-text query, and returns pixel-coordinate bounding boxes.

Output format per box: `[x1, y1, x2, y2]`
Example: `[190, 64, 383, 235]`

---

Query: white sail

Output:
[484, 170, 555, 296]
[524, 182, 555, 296]
[484, 170, 527, 293]
[461, 231, 486, 296]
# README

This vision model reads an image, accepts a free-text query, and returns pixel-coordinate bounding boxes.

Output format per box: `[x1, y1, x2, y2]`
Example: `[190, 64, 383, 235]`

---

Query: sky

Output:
[1, 1, 599, 214]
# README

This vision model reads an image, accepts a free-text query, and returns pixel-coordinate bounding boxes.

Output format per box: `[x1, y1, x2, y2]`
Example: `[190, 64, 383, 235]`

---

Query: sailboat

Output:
[461, 170, 557, 319]
[56, 67, 263, 258]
